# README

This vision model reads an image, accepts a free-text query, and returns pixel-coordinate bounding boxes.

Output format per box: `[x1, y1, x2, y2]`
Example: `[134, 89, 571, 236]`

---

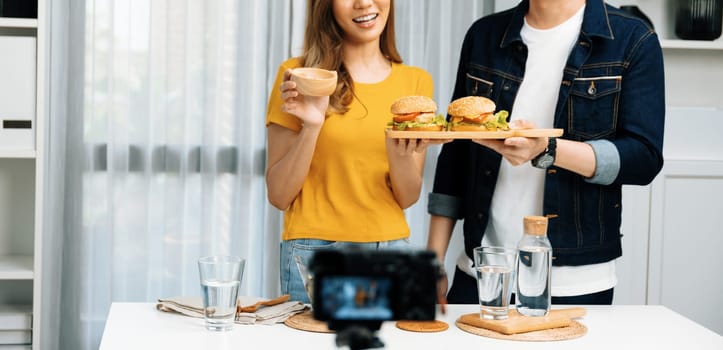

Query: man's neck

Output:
[526, 0, 585, 29]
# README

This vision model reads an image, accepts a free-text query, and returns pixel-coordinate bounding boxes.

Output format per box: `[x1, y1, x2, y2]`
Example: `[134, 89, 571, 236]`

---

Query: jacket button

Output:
[587, 81, 597, 96]
[503, 84, 510, 91]
[484, 170, 492, 176]
[477, 213, 483, 219]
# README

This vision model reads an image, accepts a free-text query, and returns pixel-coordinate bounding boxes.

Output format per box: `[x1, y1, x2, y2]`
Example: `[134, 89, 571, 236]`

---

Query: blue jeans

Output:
[280, 238, 410, 304]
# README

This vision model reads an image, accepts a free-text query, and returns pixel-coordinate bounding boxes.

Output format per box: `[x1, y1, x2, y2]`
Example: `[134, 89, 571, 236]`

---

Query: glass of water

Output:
[198, 255, 245, 331]
[473, 246, 516, 320]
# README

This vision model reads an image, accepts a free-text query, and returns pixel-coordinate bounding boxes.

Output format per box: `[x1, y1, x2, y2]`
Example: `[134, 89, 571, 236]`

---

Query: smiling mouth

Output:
[353, 13, 378, 24]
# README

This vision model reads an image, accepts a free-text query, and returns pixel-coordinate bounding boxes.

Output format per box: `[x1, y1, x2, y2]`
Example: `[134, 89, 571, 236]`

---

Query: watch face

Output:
[535, 154, 555, 169]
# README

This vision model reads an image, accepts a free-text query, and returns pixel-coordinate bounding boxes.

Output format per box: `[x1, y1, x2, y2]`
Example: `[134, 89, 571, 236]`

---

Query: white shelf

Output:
[0, 150, 36, 159]
[1, 0, 43, 347]
[0, 256, 34, 280]
[661, 39, 723, 50]
[606, 0, 723, 51]
[0, 17, 38, 29]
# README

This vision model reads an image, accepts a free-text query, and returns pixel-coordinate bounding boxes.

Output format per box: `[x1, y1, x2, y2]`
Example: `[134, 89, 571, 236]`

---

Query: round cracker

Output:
[396, 320, 449, 333]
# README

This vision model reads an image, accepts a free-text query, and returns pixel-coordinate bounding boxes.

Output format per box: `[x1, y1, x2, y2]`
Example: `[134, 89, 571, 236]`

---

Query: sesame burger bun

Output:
[390, 96, 437, 115]
[389, 95, 446, 131]
[447, 96, 507, 131]
[447, 96, 495, 117]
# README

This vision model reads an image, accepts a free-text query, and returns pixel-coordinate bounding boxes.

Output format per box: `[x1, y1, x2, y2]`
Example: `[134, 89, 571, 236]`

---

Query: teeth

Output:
[353, 13, 378, 23]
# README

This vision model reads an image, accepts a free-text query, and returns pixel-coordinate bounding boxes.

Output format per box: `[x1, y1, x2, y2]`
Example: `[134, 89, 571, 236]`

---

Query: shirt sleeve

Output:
[266, 59, 303, 132]
[428, 192, 464, 219]
[585, 139, 620, 185]
[428, 137, 472, 218]
[609, 31, 665, 186]
[427, 24, 476, 219]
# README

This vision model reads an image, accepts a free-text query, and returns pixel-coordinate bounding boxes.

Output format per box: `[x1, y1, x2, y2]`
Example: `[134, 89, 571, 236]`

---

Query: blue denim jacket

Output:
[428, 0, 665, 266]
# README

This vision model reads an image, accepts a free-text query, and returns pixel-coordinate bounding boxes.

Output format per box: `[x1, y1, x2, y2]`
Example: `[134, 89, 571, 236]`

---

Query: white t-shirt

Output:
[460, 5, 617, 297]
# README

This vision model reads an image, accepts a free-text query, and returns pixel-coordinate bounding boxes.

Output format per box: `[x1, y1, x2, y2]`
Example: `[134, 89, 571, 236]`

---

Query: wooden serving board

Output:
[456, 318, 587, 342]
[455, 307, 587, 342]
[457, 307, 585, 335]
[385, 128, 563, 139]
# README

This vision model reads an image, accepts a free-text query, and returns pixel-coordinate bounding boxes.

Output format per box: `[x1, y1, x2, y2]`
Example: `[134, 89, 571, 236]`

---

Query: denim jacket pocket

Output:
[465, 71, 494, 98]
[567, 76, 622, 139]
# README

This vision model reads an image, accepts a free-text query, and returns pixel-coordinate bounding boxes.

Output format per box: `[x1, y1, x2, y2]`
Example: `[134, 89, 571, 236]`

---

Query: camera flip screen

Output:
[309, 249, 440, 323]
[318, 275, 393, 321]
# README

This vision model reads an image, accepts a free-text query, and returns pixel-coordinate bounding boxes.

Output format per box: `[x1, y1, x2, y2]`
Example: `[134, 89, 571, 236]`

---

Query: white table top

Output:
[99, 303, 722, 349]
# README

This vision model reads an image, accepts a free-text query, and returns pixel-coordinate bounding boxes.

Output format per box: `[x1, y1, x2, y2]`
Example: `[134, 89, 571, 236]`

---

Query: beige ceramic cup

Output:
[290, 68, 338, 96]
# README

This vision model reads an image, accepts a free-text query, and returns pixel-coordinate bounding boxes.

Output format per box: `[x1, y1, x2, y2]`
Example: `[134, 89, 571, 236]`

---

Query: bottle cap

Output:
[524, 216, 548, 236]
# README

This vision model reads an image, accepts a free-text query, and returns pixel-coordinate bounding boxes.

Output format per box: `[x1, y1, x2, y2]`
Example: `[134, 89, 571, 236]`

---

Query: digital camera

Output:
[308, 249, 441, 324]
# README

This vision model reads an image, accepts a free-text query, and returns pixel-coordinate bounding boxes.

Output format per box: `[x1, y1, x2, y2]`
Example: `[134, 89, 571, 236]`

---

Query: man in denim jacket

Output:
[427, 0, 664, 305]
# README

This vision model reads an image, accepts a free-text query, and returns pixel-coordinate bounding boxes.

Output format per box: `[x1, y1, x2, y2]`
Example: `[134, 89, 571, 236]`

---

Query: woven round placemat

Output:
[283, 310, 334, 333]
[455, 317, 587, 342]
[396, 320, 449, 333]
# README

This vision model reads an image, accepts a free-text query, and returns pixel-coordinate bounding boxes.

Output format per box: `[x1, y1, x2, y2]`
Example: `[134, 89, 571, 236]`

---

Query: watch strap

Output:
[531, 137, 557, 168]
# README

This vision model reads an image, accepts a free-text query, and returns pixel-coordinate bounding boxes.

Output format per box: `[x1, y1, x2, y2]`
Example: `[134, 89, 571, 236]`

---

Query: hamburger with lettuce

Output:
[389, 96, 447, 131]
[447, 96, 509, 131]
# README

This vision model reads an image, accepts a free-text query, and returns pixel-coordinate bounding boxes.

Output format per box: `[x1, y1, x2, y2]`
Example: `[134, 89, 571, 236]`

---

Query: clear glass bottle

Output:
[516, 216, 552, 316]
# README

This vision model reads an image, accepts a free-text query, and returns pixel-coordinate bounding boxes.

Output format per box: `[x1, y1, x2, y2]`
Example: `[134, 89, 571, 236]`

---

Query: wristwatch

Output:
[531, 137, 557, 169]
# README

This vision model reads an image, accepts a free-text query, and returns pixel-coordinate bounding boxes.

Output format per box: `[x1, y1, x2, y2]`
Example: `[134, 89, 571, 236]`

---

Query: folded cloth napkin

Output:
[156, 295, 307, 325]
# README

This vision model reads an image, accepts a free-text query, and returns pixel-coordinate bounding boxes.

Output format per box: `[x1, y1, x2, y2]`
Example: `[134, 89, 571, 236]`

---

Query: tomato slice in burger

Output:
[393, 112, 421, 123]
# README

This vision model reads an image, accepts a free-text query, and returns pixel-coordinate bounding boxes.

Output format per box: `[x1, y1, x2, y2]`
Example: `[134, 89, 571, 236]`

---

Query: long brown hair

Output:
[301, 0, 402, 114]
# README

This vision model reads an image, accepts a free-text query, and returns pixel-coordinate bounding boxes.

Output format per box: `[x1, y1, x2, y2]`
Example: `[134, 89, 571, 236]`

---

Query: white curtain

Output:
[43, 1, 493, 349]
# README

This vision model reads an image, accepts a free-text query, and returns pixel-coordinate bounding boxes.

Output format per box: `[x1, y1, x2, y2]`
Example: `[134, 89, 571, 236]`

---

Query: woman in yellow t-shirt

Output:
[265, 0, 439, 303]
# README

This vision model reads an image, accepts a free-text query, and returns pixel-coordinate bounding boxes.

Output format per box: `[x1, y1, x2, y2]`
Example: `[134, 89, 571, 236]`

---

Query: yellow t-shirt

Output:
[266, 57, 434, 242]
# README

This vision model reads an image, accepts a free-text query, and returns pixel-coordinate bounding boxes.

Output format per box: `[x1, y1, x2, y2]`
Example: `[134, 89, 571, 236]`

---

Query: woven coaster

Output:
[455, 317, 587, 342]
[283, 310, 333, 333]
[396, 320, 449, 333]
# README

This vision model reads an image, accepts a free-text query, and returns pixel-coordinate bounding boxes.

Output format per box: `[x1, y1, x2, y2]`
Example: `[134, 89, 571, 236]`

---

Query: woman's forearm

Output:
[387, 148, 425, 209]
[265, 124, 321, 210]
